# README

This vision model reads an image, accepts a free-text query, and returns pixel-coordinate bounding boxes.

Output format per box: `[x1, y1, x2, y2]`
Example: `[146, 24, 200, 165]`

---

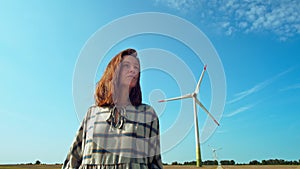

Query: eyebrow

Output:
[122, 61, 140, 67]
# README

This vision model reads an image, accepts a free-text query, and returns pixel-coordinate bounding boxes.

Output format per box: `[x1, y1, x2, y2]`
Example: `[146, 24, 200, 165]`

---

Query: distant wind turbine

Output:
[159, 65, 220, 167]
[208, 145, 223, 169]
[208, 145, 222, 163]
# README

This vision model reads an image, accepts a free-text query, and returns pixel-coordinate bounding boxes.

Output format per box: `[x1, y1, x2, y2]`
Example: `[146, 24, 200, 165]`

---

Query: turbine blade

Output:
[195, 98, 220, 126]
[208, 144, 214, 151]
[158, 93, 192, 102]
[195, 65, 207, 94]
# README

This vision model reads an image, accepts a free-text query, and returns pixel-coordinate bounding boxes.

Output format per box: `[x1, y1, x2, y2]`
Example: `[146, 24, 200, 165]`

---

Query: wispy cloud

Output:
[227, 80, 269, 104]
[154, 0, 300, 40]
[227, 68, 292, 104]
[224, 104, 254, 117]
[280, 83, 300, 92]
[154, 0, 199, 13]
[216, 129, 227, 134]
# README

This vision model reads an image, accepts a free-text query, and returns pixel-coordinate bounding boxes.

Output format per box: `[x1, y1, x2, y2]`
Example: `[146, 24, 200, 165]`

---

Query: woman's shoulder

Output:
[88, 105, 110, 112]
[136, 103, 153, 111]
[136, 103, 159, 118]
[84, 105, 111, 118]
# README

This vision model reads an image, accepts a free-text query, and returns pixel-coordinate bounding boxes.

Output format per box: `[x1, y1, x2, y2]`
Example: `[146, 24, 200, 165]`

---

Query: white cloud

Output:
[154, 0, 199, 13]
[222, 22, 230, 28]
[239, 22, 248, 29]
[154, 0, 300, 40]
[216, 129, 227, 134]
[227, 82, 267, 104]
[227, 68, 292, 104]
[280, 83, 300, 91]
[225, 104, 254, 117]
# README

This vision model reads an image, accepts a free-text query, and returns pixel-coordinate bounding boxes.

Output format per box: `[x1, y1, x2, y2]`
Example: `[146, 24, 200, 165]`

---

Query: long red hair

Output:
[95, 48, 142, 107]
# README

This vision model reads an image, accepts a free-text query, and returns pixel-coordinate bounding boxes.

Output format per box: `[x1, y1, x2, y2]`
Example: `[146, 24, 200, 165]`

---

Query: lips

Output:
[127, 75, 137, 79]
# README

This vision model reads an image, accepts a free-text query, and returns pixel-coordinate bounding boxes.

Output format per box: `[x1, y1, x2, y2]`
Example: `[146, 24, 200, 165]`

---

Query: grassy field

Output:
[0, 165, 62, 169]
[0, 165, 299, 169]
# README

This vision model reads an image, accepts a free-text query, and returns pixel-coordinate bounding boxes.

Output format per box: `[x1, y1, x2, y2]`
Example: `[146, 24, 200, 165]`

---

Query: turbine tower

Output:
[159, 65, 220, 167]
[208, 145, 222, 165]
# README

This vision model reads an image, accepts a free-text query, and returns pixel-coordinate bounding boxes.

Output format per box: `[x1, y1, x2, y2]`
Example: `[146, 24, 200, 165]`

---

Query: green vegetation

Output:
[1, 159, 299, 169]
[169, 159, 300, 166]
[249, 159, 300, 165]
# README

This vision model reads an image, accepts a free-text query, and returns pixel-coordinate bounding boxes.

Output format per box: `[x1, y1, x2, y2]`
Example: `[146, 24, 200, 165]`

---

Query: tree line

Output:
[167, 159, 300, 165]
[248, 159, 300, 165]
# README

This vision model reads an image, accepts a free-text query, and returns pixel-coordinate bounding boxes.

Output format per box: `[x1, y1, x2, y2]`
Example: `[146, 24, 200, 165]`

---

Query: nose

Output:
[129, 65, 138, 74]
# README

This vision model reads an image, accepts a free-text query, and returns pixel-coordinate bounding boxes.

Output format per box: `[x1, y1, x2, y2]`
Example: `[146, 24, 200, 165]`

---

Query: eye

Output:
[122, 63, 130, 68]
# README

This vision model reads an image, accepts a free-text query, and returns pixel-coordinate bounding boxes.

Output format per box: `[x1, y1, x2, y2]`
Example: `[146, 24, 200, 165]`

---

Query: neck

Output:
[116, 87, 131, 107]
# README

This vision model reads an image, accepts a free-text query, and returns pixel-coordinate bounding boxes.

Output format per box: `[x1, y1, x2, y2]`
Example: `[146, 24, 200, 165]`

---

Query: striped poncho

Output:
[62, 104, 163, 169]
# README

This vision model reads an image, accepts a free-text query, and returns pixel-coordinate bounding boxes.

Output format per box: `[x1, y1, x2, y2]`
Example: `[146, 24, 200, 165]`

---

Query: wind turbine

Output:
[159, 65, 220, 167]
[208, 145, 222, 165]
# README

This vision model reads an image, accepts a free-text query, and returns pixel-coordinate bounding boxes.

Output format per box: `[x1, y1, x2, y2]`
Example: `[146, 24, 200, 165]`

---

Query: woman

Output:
[62, 48, 163, 169]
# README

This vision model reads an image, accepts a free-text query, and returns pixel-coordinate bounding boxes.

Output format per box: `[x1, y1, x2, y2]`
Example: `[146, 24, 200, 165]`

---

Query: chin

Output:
[121, 82, 136, 90]
[129, 84, 136, 89]
[129, 82, 137, 89]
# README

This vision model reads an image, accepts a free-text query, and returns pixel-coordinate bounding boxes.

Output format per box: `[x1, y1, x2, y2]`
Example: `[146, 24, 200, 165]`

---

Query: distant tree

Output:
[183, 161, 196, 165]
[220, 160, 228, 165]
[220, 160, 235, 165]
[35, 160, 41, 165]
[249, 160, 260, 165]
[292, 160, 298, 165]
[203, 160, 218, 165]
[171, 161, 180, 165]
[261, 159, 290, 165]
[220, 160, 229, 165]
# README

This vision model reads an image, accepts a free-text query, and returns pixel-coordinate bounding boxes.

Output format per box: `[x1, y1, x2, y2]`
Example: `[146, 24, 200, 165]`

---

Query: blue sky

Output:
[1, 0, 300, 164]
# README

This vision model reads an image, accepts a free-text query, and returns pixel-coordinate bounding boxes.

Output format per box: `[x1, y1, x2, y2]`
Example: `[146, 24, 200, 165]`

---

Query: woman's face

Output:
[119, 55, 140, 90]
